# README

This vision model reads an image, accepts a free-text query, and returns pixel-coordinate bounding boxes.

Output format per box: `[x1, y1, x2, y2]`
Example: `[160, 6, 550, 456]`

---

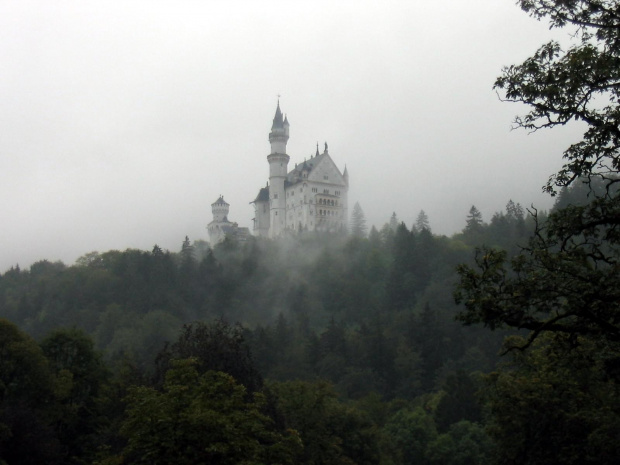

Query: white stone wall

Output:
[253, 201, 270, 237]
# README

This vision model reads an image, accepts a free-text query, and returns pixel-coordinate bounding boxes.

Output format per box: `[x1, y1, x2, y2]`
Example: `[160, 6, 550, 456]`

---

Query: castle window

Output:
[312, 188, 317, 193]
[274, 193, 278, 199]
[324, 189, 329, 194]
[335, 190, 340, 196]
[324, 175, 328, 180]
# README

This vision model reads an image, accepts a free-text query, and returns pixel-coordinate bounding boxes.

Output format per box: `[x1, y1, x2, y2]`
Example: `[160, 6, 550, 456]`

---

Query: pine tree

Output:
[389, 212, 399, 231]
[464, 205, 483, 234]
[415, 210, 430, 232]
[350, 202, 368, 238]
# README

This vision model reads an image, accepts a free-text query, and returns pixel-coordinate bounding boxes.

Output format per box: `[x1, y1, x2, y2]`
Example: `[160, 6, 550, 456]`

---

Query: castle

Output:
[208, 102, 349, 244]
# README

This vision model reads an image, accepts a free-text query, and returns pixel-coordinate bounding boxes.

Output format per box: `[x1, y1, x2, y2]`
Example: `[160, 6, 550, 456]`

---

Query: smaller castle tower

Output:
[211, 196, 229, 222]
[207, 195, 250, 245]
[207, 196, 231, 245]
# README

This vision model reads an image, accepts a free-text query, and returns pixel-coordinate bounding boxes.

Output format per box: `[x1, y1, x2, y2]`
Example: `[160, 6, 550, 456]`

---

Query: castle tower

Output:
[267, 101, 290, 237]
[211, 195, 230, 222]
[207, 195, 230, 244]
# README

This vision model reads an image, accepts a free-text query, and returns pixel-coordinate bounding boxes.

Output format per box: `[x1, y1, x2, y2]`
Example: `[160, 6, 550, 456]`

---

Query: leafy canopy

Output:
[496, 0, 620, 191]
[457, 0, 620, 350]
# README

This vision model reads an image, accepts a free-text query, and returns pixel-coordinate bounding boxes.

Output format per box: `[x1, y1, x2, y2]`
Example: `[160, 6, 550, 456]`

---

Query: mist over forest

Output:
[1, 197, 533, 464]
[4, 1, 620, 464]
[0, 181, 610, 464]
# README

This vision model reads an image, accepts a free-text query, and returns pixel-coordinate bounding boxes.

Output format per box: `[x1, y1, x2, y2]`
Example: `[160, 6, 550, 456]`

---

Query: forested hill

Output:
[1, 201, 532, 381]
[0, 200, 533, 464]
[4, 179, 620, 464]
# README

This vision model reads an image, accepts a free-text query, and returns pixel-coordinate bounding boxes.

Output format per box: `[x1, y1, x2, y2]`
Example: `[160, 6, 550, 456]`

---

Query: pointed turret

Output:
[272, 101, 284, 129]
[343, 165, 349, 186]
[269, 101, 289, 154]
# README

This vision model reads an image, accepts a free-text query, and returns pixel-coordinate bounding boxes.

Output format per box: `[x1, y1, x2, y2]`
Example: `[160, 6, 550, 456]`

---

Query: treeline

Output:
[0, 200, 534, 379]
[0, 200, 536, 464]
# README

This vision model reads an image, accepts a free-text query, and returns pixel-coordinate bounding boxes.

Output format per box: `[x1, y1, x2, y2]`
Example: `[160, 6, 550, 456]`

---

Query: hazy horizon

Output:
[0, 1, 580, 272]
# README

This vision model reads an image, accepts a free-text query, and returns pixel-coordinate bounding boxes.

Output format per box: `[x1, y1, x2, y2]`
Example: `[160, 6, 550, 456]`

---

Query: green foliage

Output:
[456, 0, 620, 350]
[496, 1, 620, 191]
[120, 359, 301, 465]
[426, 421, 493, 465]
[484, 334, 620, 464]
[0, 319, 60, 464]
[154, 319, 263, 393]
[267, 379, 381, 465]
[41, 328, 111, 464]
[455, 2, 620, 463]
[0, 197, 536, 464]
[434, 371, 483, 432]
[383, 406, 437, 465]
[463, 205, 484, 237]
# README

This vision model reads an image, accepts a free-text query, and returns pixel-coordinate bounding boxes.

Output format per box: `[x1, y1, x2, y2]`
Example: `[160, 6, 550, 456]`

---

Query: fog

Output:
[0, 1, 580, 272]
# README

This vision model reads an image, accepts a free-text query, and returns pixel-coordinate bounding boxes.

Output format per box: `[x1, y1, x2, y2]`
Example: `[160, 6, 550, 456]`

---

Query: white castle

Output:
[208, 102, 349, 244]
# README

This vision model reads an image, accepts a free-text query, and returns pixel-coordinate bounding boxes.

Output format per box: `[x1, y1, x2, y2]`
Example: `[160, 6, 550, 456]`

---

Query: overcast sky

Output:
[0, 1, 581, 272]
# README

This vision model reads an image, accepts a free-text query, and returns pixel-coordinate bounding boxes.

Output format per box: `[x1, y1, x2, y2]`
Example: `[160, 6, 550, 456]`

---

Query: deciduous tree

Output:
[456, 0, 620, 350]
[120, 359, 301, 465]
[456, 2, 620, 462]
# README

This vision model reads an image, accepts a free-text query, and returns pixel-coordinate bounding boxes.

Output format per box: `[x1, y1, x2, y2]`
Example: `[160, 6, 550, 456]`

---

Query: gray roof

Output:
[285, 152, 329, 185]
[252, 186, 269, 203]
[212, 195, 229, 206]
[272, 102, 284, 129]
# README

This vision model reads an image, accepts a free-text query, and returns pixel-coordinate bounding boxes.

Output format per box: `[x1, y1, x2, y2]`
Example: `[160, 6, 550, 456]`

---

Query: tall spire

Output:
[272, 101, 284, 129]
[269, 100, 289, 154]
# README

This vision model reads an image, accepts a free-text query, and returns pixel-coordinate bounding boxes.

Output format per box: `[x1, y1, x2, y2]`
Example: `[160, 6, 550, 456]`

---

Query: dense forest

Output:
[0, 192, 583, 465]
[1, 197, 531, 464]
[4, 1, 620, 463]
